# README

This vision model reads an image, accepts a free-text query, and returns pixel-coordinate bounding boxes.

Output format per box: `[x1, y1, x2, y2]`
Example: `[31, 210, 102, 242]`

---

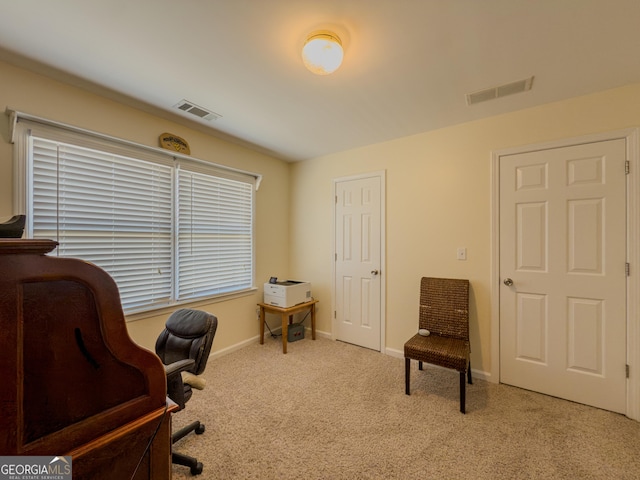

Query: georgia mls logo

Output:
[0, 456, 72, 480]
[48, 457, 71, 474]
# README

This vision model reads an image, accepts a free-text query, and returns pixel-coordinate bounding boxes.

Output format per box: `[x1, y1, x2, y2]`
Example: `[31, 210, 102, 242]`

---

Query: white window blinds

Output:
[177, 167, 253, 300]
[14, 114, 257, 314]
[31, 137, 174, 311]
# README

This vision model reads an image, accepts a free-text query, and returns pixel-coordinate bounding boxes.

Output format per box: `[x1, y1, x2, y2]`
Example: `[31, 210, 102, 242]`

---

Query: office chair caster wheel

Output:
[195, 423, 205, 434]
[190, 462, 203, 475]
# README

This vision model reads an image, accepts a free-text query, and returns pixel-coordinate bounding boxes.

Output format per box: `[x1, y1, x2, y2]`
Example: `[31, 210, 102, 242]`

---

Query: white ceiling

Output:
[1, 0, 640, 162]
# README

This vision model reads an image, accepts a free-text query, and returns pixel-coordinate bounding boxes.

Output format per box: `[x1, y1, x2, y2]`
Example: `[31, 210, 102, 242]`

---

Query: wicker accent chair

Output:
[404, 277, 472, 413]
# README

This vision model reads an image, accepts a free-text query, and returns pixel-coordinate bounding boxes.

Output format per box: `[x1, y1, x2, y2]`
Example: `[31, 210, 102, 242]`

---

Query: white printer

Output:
[263, 280, 311, 308]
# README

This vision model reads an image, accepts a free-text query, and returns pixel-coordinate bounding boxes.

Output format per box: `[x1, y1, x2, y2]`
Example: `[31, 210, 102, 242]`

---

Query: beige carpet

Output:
[171, 335, 640, 479]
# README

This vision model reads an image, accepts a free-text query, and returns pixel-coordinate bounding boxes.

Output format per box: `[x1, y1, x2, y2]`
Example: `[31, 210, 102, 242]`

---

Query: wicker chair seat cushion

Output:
[404, 333, 470, 372]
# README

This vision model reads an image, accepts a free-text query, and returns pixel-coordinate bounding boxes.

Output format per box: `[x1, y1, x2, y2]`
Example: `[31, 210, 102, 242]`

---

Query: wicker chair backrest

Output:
[418, 277, 469, 340]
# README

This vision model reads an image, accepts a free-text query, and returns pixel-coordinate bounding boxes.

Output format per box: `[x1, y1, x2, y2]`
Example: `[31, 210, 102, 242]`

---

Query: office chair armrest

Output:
[164, 358, 196, 378]
[164, 359, 196, 409]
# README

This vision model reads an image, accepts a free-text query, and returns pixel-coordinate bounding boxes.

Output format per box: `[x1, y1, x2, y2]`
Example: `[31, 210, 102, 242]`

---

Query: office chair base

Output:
[172, 421, 206, 475]
[173, 452, 203, 475]
[173, 420, 204, 443]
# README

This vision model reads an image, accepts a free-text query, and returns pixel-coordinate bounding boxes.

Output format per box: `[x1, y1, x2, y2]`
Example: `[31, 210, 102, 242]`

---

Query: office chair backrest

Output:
[155, 309, 218, 375]
[418, 277, 469, 340]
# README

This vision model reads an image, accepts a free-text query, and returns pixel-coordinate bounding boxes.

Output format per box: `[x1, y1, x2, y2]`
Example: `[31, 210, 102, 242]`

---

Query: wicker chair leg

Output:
[467, 360, 473, 385]
[405, 357, 411, 395]
[460, 371, 466, 414]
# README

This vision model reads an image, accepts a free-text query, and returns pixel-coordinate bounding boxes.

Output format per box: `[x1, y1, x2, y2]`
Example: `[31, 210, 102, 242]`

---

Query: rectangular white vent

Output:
[173, 99, 221, 121]
[466, 76, 534, 106]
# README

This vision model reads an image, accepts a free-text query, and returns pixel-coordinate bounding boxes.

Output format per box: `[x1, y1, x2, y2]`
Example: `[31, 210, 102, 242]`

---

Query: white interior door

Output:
[499, 139, 627, 413]
[334, 174, 384, 351]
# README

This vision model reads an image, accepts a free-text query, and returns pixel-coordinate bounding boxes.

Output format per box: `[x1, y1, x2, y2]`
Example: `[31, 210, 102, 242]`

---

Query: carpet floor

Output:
[171, 335, 640, 479]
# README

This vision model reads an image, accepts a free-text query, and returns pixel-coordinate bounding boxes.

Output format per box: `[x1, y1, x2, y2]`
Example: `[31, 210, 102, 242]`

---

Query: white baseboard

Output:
[210, 331, 491, 382]
[312, 328, 333, 339]
[385, 346, 404, 359]
[209, 335, 258, 360]
[209, 327, 333, 361]
[259, 325, 332, 341]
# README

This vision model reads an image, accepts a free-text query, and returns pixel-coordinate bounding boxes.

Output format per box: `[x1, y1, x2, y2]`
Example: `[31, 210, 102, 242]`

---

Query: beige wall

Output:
[0, 60, 291, 354]
[290, 82, 640, 376]
[3, 56, 639, 377]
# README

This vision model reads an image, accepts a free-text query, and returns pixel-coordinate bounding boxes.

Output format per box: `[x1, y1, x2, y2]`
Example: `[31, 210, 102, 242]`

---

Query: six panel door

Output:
[499, 139, 627, 413]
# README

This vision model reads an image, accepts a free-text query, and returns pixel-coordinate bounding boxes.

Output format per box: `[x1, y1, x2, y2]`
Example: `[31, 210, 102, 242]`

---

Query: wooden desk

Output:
[258, 299, 318, 353]
[0, 239, 174, 480]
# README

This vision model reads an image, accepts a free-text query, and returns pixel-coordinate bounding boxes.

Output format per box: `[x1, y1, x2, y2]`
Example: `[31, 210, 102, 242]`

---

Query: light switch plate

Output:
[457, 247, 467, 260]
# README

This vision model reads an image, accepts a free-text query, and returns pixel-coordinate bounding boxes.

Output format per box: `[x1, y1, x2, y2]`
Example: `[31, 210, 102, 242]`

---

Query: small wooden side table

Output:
[258, 299, 318, 354]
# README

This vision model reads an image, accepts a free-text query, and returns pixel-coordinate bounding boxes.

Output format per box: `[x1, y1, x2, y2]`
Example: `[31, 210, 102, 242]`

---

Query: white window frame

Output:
[10, 111, 260, 314]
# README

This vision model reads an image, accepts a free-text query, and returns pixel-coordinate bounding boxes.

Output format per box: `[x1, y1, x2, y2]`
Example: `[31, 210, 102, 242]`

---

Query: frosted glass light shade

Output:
[302, 32, 344, 75]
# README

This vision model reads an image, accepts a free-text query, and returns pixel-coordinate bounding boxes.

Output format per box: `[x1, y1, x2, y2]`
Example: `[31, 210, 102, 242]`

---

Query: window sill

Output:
[125, 287, 258, 323]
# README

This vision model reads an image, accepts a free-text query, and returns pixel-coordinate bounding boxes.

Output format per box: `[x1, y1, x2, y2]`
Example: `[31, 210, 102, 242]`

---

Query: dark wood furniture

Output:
[0, 239, 176, 479]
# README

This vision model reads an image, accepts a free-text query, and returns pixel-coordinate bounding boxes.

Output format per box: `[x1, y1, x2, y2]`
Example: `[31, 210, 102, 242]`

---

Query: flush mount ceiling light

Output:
[302, 31, 344, 75]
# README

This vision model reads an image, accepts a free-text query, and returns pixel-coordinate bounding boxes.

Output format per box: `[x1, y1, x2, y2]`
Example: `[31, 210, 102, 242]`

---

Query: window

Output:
[13, 115, 257, 314]
[177, 167, 253, 301]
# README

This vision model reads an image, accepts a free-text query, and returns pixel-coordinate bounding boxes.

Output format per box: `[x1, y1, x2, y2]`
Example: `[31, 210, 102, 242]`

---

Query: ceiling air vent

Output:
[466, 76, 534, 106]
[173, 99, 222, 121]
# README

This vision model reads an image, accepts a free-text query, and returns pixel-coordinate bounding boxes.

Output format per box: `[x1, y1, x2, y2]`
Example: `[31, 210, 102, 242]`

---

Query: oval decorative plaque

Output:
[159, 132, 190, 155]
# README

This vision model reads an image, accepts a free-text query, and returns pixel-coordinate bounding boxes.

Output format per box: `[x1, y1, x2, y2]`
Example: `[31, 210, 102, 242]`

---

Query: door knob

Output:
[503, 278, 514, 286]
[371, 270, 379, 276]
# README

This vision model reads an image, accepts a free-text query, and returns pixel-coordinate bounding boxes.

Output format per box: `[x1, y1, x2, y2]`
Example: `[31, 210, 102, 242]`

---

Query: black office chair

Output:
[0, 214, 25, 238]
[155, 308, 218, 475]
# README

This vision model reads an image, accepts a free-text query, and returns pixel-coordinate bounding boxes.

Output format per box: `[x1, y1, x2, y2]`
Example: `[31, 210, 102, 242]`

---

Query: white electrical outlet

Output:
[457, 247, 467, 260]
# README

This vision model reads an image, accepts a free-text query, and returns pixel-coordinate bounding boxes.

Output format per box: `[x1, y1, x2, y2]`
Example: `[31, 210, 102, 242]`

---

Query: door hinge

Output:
[334, 310, 337, 319]
[335, 253, 337, 261]
[625, 160, 630, 175]
[626, 263, 630, 276]
[626, 364, 630, 378]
